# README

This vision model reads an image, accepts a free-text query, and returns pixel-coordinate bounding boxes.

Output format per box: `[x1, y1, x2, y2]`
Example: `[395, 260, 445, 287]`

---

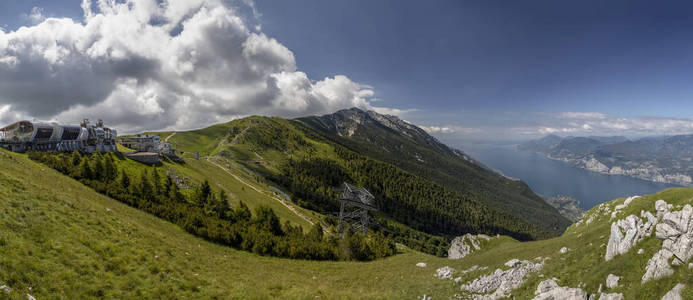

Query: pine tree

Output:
[79, 159, 94, 180]
[103, 155, 117, 182]
[120, 169, 130, 189]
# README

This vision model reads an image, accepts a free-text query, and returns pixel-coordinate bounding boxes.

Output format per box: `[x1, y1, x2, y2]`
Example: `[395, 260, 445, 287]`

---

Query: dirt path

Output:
[206, 157, 315, 226]
[164, 132, 176, 142]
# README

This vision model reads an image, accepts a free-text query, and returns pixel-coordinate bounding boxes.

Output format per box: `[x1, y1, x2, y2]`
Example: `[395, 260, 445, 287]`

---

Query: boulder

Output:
[505, 259, 521, 267]
[605, 214, 653, 261]
[644, 204, 693, 283]
[416, 262, 427, 268]
[598, 293, 623, 300]
[638, 249, 644, 254]
[448, 234, 492, 259]
[461, 259, 545, 299]
[605, 274, 620, 289]
[435, 266, 456, 279]
[533, 278, 587, 300]
[560, 247, 569, 254]
[642, 249, 674, 283]
[656, 200, 673, 219]
[661, 283, 685, 300]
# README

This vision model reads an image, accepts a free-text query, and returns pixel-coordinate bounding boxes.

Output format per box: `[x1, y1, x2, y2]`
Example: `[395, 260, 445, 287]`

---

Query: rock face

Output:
[661, 283, 685, 300]
[448, 234, 491, 259]
[643, 203, 693, 283]
[435, 266, 455, 279]
[605, 213, 656, 261]
[605, 274, 620, 289]
[532, 278, 587, 300]
[460, 259, 544, 299]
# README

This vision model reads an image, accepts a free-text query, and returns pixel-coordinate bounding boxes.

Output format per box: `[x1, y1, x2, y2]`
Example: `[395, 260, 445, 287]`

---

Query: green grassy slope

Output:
[0, 149, 468, 299]
[3, 148, 693, 299]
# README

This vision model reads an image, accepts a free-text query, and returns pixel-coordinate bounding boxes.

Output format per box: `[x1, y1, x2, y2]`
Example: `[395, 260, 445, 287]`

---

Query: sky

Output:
[2, 0, 693, 140]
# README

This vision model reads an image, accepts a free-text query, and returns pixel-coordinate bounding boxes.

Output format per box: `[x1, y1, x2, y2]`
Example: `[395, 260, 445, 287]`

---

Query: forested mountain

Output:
[157, 108, 570, 246]
[297, 108, 571, 235]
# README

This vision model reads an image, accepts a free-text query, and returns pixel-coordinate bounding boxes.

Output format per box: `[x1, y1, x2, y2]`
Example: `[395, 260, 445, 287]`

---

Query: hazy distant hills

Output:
[520, 134, 693, 186]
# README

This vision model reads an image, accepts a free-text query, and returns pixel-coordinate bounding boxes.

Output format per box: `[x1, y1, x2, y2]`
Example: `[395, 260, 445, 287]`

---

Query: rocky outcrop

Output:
[460, 259, 544, 299]
[605, 213, 655, 261]
[642, 249, 674, 283]
[643, 203, 693, 283]
[605, 274, 619, 289]
[656, 200, 673, 219]
[436, 266, 455, 279]
[611, 196, 640, 219]
[448, 234, 492, 259]
[533, 278, 587, 300]
[597, 293, 624, 300]
[661, 283, 685, 300]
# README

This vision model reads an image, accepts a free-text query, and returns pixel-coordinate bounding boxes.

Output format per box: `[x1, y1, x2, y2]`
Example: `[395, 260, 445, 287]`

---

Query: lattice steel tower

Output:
[336, 182, 377, 235]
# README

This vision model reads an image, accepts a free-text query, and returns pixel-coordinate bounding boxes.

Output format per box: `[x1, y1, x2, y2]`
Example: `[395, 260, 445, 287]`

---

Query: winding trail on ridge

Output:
[206, 157, 315, 227]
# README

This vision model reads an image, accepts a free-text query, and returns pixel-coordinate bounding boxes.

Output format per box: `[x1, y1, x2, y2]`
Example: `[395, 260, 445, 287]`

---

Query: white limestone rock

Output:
[605, 214, 653, 261]
[435, 266, 456, 279]
[505, 259, 521, 267]
[598, 293, 624, 300]
[643, 204, 693, 283]
[532, 278, 587, 300]
[605, 274, 620, 289]
[416, 262, 427, 268]
[560, 247, 569, 254]
[0, 285, 10, 293]
[642, 249, 674, 283]
[656, 200, 673, 219]
[461, 259, 545, 299]
[448, 234, 492, 259]
[638, 249, 644, 254]
[661, 283, 685, 300]
[611, 196, 640, 219]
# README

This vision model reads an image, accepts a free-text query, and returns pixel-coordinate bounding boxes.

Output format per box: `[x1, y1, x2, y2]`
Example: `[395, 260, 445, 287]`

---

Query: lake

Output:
[451, 142, 679, 210]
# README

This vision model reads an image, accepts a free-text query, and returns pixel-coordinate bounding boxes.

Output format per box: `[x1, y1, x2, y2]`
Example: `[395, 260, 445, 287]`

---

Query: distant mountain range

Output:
[519, 134, 693, 186]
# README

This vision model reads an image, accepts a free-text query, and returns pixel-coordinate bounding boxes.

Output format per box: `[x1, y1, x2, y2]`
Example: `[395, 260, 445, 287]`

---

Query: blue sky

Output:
[2, 0, 693, 139]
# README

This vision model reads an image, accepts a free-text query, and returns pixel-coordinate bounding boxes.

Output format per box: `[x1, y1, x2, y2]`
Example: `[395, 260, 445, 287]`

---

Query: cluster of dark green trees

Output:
[28, 151, 396, 261]
[272, 146, 540, 256]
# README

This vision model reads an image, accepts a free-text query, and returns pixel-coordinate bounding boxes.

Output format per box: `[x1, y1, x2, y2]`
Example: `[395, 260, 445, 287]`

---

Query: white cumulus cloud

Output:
[0, 0, 397, 133]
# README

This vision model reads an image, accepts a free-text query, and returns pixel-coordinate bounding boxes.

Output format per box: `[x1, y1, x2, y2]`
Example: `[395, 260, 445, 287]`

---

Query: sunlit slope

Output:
[0, 149, 466, 299]
[3, 148, 693, 298]
[163, 116, 551, 242]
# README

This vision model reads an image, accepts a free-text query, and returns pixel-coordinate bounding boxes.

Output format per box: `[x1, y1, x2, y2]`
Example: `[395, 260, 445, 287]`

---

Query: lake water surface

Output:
[453, 142, 679, 210]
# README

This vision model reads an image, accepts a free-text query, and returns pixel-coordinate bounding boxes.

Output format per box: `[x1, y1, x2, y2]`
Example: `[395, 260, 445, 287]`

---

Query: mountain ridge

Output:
[296, 108, 571, 235]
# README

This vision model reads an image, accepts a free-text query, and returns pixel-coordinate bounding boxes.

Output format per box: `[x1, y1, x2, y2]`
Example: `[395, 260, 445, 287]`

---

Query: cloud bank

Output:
[422, 111, 693, 141]
[0, 0, 391, 132]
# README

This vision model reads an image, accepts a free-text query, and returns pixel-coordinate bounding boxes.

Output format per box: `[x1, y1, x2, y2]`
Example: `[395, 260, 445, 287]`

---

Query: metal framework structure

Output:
[336, 182, 377, 235]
